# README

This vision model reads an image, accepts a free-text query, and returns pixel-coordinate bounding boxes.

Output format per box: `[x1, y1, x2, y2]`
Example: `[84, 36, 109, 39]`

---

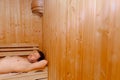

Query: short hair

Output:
[37, 50, 45, 61]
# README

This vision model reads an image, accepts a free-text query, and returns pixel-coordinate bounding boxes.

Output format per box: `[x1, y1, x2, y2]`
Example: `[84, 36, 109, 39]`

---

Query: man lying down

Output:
[0, 50, 48, 74]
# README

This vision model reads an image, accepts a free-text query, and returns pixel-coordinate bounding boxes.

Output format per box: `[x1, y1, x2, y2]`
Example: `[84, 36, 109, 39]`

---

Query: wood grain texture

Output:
[43, 0, 120, 80]
[0, 0, 43, 49]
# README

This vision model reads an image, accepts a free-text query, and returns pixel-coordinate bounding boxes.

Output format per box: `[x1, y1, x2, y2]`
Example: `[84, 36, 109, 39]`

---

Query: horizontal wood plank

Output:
[0, 43, 40, 56]
[0, 68, 48, 80]
[0, 51, 34, 56]
[0, 48, 39, 52]
[0, 43, 39, 48]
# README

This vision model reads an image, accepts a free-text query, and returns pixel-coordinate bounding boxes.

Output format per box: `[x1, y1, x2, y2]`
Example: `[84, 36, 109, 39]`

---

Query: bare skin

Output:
[0, 51, 48, 74]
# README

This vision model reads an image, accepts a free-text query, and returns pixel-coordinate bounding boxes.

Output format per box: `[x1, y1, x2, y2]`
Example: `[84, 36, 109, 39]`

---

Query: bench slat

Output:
[0, 43, 40, 56]
[0, 43, 39, 48]
[0, 48, 39, 52]
[0, 51, 34, 56]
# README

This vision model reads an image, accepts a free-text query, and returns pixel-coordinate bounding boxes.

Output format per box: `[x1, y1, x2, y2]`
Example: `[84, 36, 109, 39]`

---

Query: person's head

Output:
[27, 50, 45, 63]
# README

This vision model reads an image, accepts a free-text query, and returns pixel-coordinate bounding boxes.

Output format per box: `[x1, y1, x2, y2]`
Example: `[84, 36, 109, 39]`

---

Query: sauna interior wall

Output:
[0, 0, 43, 49]
[43, 0, 120, 80]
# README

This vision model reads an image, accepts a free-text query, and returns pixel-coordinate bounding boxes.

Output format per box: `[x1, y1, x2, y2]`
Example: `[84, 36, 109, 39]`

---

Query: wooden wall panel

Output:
[43, 0, 67, 79]
[0, 0, 42, 49]
[43, 0, 120, 80]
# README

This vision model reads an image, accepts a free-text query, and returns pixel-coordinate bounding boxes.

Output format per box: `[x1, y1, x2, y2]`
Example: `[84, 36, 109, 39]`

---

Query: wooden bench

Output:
[0, 43, 48, 80]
